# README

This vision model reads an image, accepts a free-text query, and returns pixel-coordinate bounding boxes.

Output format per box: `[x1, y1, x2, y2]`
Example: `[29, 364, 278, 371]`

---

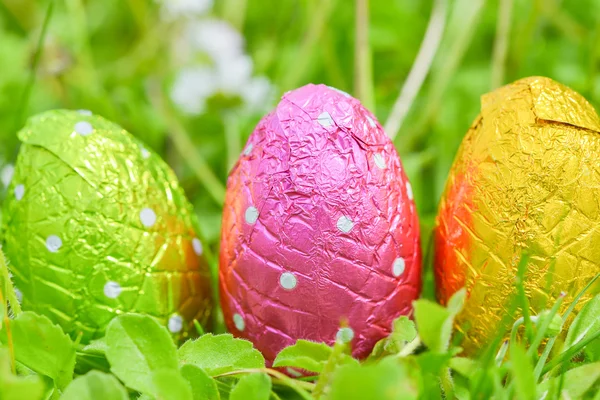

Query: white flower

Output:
[170, 67, 218, 115]
[215, 55, 253, 94]
[187, 19, 244, 63]
[1, 164, 14, 187]
[240, 76, 275, 113]
[169, 18, 276, 116]
[158, 0, 213, 19]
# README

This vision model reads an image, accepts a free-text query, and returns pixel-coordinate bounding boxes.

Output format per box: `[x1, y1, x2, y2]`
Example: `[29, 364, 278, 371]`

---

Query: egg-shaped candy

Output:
[434, 77, 600, 354]
[2, 110, 213, 342]
[219, 84, 421, 363]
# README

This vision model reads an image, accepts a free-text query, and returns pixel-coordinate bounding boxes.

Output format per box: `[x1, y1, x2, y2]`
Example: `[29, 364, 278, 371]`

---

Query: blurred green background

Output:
[0, 0, 599, 278]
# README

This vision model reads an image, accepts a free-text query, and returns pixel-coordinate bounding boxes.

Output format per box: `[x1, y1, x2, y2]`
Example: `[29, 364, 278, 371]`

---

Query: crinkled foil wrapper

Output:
[2, 110, 213, 342]
[219, 84, 422, 364]
[435, 76, 600, 354]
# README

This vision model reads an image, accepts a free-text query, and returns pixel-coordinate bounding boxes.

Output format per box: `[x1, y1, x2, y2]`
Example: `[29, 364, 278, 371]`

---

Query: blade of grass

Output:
[511, 0, 540, 73]
[515, 253, 534, 345]
[354, 0, 374, 111]
[508, 342, 536, 400]
[471, 253, 530, 394]
[224, 112, 241, 173]
[541, 329, 600, 375]
[279, 0, 337, 91]
[539, 0, 586, 41]
[0, 1, 27, 33]
[527, 293, 564, 358]
[322, 30, 349, 91]
[147, 80, 226, 206]
[396, 0, 485, 151]
[65, 0, 118, 120]
[313, 331, 351, 399]
[125, 0, 148, 32]
[562, 273, 600, 324]
[555, 362, 568, 400]
[495, 340, 509, 366]
[385, 0, 447, 140]
[222, 0, 248, 30]
[587, 20, 600, 96]
[14, 0, 55, 134]
[503, 294, 563, 394]
[420, 227, 436, 301]
[533, 274, 600, 381]
[490, 0, 513, 89]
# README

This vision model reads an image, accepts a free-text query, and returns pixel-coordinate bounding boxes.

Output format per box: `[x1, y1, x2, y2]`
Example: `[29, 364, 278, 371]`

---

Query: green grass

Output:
[1, 0, 600, 398]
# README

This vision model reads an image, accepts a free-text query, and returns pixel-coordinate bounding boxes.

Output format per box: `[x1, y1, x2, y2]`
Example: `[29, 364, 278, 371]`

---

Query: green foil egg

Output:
[1, 110, 213, 342]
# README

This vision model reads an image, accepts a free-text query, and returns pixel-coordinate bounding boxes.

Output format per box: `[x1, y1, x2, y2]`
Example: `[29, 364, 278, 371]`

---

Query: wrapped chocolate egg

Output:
[1, 110, 213, 342]
[435, 76, 600, 354]
[219, 84, 421, 363]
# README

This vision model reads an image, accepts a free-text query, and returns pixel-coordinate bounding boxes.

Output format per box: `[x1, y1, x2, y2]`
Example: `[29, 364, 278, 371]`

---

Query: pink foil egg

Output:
[219, 84, 422, 364]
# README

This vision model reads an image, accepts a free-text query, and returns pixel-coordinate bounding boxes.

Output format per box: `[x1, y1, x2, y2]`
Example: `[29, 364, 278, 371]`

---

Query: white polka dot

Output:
[141, 147, 150, 159]
[286, 367, 303, 377]
[77, 109, 92, 116]
[103, 281, 122, 299]
[336, 327, 354, 343]
[317, 112, 334, 127]
[245, 206, 259, 224]
[279, 272, 297, 290]
[233, 313, 245, 331]
[406, 181, 414, 200]
[140, 208, 157, 228]
[14, 184, 24, 201]
[192, 238, 203, 255]
[1, 164, 14, 187]
[336, 216, 354, 233]
[243, 143, 253, 156]
[168, 314, 184, 333]
[393, 258, 406, 277]
[45, 235, 62, 253]
[328, 86, 351, 98]
[74, 121, 94, 136]
[366, 116, 376, 128]
[14, 288, 22, 304]
[373, 153, 385, 170]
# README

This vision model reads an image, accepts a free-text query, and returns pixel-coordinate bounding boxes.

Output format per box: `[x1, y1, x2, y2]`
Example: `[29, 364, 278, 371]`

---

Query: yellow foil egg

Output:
[434, 76, 600, 354]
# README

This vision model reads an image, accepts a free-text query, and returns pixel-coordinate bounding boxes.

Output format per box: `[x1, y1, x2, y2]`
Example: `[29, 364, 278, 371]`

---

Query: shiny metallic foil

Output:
[219, 84, 422, 364]
[2, 110, 213, 342]
[435, 77, 600, 354]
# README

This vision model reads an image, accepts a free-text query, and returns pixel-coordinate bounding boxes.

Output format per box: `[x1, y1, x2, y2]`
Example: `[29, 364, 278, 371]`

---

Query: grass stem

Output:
[148, 80, 226, 206]
[541, 329, 600, 375]
[14, 0, 55, 134]
[354, 0, 374, 111]
[397, 0, 484, 151]
[490, 0, 513, 89]
[313, 338, 349, 399]
[527, 294, 564, 359]
[280, 0, 336, 90]
[224, 112, 241, 173]
[222, 0, 248, 30]
[385, 0, 447, 140]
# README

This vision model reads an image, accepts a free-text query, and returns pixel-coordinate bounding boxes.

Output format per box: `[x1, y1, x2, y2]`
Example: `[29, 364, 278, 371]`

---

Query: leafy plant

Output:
[0, 268, 598, 399]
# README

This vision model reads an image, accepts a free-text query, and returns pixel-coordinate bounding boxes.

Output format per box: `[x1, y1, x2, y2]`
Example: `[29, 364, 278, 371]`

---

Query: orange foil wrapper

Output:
[435, 76, 600, 353]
